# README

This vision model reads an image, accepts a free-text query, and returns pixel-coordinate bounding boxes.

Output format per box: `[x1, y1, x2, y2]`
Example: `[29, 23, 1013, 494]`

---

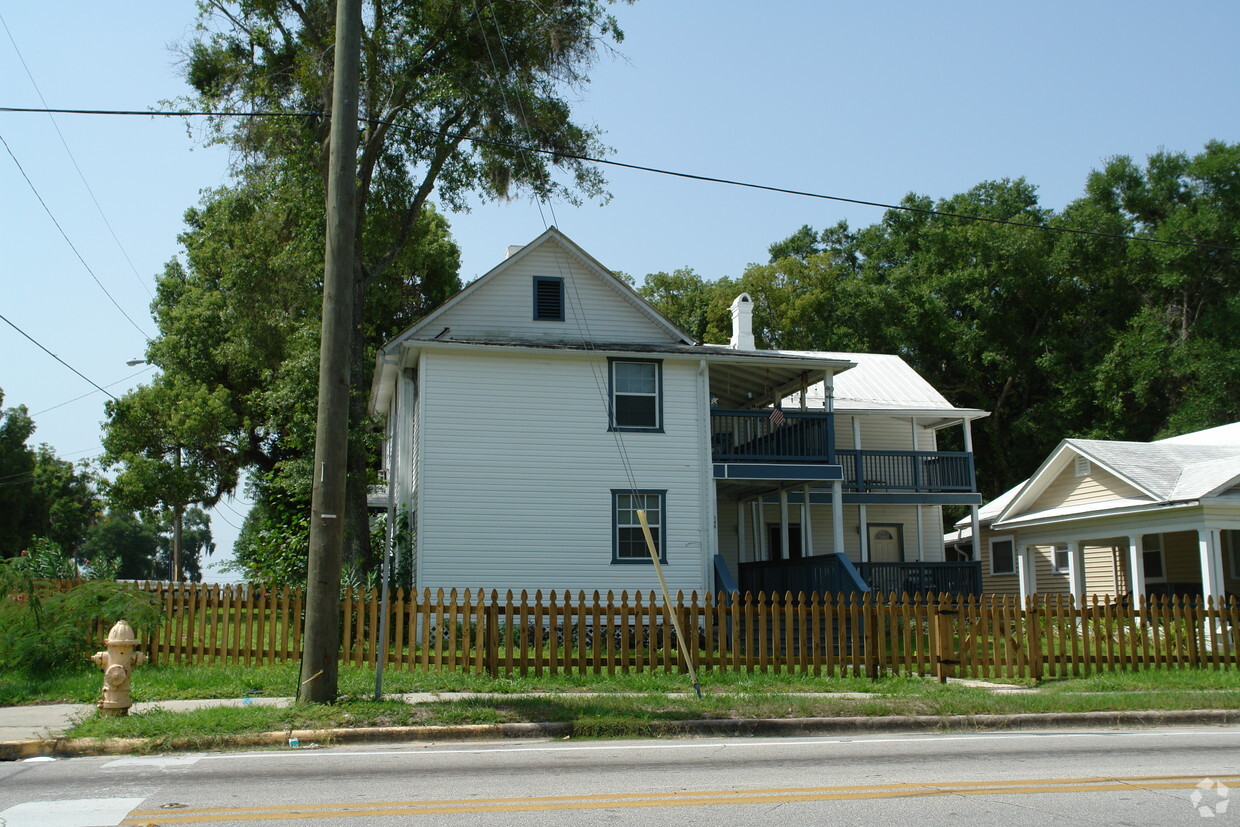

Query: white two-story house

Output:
[369, 228, 987, 598]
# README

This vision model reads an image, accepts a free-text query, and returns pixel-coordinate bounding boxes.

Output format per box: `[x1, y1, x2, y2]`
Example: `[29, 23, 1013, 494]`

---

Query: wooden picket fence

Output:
[126, 582, 1240, 681]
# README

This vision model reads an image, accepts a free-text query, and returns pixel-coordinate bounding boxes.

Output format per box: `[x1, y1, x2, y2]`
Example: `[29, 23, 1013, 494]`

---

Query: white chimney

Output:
[729, 293, 755, 350]
[505, 245, 524, 259]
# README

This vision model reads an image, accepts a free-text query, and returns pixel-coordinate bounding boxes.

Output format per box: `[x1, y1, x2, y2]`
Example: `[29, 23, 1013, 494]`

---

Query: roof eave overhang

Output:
[993, 499, 1199, 532]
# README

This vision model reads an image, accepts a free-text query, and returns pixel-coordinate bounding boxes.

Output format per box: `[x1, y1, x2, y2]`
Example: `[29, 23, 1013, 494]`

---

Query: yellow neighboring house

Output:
[954, 423, 1240, 604]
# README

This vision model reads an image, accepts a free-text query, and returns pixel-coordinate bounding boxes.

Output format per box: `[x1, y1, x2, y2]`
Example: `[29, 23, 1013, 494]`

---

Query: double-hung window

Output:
[613, 490, 666, 563]
[990, 537, 1016, 576]
[1141, 534, 1166, 581]
[1052, 545, 1071, 574]
[609, 358, 662, 431]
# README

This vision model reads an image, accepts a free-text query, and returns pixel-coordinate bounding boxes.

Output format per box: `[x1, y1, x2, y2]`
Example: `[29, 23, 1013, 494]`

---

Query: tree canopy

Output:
[103, 0, 632, 582]
[639, 143, 1240, 499]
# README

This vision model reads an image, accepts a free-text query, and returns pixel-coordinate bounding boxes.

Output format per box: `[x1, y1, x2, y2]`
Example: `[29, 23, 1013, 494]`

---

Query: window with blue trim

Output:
[613, 490, 666, 563]
[609, 358, 662, 431]
[532, 276, 564, 321]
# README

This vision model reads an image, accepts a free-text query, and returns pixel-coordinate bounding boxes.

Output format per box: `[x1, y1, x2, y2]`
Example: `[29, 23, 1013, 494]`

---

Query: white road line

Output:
[188, 728, 1240, 763]
[102, 755, 204, 768]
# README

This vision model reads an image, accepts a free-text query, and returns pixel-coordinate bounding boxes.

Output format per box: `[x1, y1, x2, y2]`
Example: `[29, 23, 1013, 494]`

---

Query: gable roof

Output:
[994, 423, 1240, 527]
[380, 226, 693, 352]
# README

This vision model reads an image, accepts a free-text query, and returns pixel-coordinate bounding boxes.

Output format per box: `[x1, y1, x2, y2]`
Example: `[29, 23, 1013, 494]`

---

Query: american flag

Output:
[769, 405, 785, 426]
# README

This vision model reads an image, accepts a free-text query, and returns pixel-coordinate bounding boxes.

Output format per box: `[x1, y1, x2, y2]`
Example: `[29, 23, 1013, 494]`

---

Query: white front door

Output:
[868, 525, 904, 563]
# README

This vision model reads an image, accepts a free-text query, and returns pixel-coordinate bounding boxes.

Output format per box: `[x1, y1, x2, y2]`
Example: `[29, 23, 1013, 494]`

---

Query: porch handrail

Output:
[855, 560, 982, 597]
[710, 408, 834, 463]
[836, 449, 975, 492]
[713, 554, 740, 598]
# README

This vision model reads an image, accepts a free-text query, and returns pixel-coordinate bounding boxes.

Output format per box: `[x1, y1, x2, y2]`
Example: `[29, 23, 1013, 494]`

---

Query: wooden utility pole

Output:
[299, 0, 362, 704]
[172, 445, 183, 582]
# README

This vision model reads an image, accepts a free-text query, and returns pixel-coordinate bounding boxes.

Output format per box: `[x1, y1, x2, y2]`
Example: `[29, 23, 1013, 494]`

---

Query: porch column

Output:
[1126, 535, 1146, 606]
[755, 499, 767, 561]
[963, 419, 981, 561]
[1067, 540, 1085, 608]
[858, 503, 869, 562]
[1016, 544, 1036, 603]
[1199, 528, 1225, 603]
[801, 484, 813, 556]
[832, 480, 845, 557]
[915, 505, 924, 562]
[736, 502, 747, 564]
[779, 489, 790, 560]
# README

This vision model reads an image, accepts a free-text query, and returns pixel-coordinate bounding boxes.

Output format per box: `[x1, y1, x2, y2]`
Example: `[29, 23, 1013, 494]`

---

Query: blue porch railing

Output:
[738, 552, 869, 598]
[710, 409, 834, 463]
[736, 557, 982, 599]
[855, 561, 982, 598]
[836, 449, 975, 493]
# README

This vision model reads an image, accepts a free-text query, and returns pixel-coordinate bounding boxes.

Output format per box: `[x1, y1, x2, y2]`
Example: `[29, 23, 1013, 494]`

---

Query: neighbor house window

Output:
[990, 537, 1016, 576]
[609, 358, 662, 431]
[532, 276, 564, 321]
[1052, 545, 1070, 574]
[613, 490, 666, 563]
[1141, 534, 1166, 581]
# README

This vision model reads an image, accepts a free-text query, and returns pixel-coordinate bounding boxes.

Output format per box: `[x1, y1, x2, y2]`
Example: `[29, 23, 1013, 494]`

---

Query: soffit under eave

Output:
[708, 360, 848, 410]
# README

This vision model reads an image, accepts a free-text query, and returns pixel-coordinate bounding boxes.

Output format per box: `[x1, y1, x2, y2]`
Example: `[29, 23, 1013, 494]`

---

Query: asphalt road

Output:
[1, 727, 1238, 826]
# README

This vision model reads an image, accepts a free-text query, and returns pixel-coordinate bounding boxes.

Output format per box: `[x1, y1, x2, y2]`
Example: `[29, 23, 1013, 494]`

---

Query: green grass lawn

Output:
[0, 662, 943, 706]
[8, 662, 1239, 751]
[63, 679, 1240, 748]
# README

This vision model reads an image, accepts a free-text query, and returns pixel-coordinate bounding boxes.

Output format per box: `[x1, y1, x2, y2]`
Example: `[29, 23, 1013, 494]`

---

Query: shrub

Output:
[0, 554, 163, 673]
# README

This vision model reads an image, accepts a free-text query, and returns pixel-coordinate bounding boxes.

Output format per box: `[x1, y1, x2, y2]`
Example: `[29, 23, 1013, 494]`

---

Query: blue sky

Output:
[2, 2, 1237, 579]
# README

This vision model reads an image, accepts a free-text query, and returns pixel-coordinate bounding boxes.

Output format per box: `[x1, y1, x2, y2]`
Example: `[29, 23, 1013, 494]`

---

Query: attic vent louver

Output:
[1074, 455, 1091, 477]
[533, 276, 564, 321]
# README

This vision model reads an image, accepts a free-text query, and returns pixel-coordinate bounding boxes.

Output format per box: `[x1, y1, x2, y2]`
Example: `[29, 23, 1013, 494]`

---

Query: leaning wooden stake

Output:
[637, 510, 701, 697]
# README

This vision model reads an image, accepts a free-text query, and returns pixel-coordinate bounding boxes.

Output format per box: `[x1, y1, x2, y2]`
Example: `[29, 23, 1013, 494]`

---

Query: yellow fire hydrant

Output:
[91, 619, 146, 716]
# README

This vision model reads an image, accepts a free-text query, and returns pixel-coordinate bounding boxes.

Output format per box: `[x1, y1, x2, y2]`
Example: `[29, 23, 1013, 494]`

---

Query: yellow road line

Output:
[124, 774, 1240, 823]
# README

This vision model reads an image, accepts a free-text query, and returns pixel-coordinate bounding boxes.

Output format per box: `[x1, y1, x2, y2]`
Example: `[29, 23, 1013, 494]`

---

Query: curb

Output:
[3, 709, 1238, 760]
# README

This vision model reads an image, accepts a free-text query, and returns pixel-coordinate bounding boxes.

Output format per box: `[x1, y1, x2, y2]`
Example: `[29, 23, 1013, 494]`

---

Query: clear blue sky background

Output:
[2, 2, 1238, 580]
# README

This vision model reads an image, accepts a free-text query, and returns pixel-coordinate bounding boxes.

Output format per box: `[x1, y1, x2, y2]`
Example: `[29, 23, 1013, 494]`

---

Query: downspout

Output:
[853, 416, 867, 563]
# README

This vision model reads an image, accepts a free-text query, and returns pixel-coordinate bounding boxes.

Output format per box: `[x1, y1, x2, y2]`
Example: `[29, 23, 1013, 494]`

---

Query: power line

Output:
[1, 105, 1235, 253]
[0, 11, 154, 299]
[33, 365, 154, 416]
[0, 310, 119, 401]
[0, 131, 153, 339]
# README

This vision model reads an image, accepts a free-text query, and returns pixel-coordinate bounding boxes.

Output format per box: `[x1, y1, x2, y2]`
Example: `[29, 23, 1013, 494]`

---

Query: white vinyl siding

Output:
[416, 347, 706, 596]
[420, 244, 679, 344]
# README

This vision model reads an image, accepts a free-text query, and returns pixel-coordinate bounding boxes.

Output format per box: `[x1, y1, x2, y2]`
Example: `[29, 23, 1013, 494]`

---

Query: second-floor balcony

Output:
[710, 408, 834, 463]
[709, 410, 976, 494]
[837, 449, 976, 493]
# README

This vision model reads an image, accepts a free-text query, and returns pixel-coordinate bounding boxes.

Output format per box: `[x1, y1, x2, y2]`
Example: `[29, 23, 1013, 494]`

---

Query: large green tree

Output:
[0, 392, 37, 559]
[105, 0, 630, 580]
[1075, 141, 1240, 439]
[0, 390, 103, 559]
